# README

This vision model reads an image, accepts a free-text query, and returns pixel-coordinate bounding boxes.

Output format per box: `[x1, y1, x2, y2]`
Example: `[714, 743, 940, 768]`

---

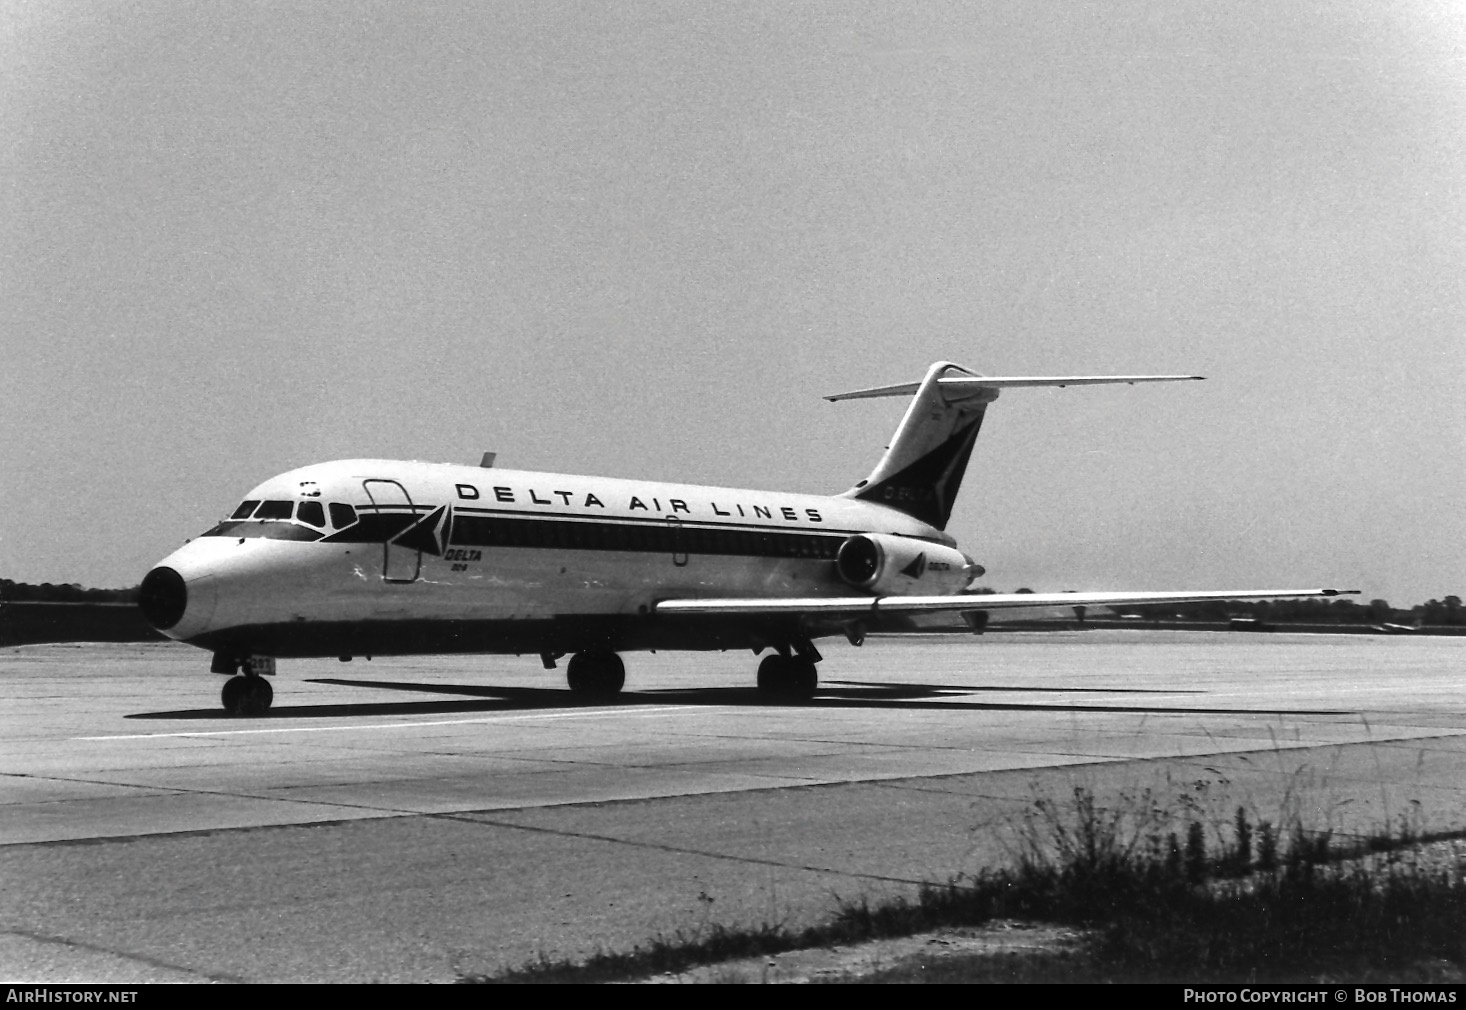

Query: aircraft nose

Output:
[139, 566, 187, 631]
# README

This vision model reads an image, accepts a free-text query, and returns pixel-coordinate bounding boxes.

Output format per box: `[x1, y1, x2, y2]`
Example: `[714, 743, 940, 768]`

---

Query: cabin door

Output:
[362, 479, 422, 583]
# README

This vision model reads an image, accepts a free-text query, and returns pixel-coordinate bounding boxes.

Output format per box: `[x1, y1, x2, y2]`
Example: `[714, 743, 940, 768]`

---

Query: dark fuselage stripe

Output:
[239, 506, 951, 560]
[447, 513, 841, 560]
[449, 504, 859, 534]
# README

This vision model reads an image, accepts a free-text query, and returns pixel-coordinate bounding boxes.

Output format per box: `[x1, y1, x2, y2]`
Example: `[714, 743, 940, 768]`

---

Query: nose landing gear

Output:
[215, 654, 276, 716]
[221, 675, 274, 716]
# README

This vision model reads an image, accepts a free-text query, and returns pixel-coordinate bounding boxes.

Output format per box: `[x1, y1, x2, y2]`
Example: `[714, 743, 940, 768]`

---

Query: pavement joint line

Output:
[0, 770, 418, 812]
[432, 809, 941, 889]
[0, 765, 884, 841]
[0, 927, 246, 984]
[22, 731, 1466, 810]
[72, 704, 717, 740]
[0, 760, 1195, 845]
[16, 735, 1466, 849]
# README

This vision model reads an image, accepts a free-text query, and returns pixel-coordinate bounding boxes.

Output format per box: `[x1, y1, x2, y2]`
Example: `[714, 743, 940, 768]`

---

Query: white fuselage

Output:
[142, 459, 972, 661]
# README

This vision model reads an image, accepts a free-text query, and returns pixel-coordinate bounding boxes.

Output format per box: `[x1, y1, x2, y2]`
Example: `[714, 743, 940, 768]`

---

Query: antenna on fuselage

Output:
[479, 452, 497, 468]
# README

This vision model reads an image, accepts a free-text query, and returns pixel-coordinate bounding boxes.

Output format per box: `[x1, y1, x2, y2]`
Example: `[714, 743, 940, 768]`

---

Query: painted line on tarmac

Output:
[75, 704, 710, 741]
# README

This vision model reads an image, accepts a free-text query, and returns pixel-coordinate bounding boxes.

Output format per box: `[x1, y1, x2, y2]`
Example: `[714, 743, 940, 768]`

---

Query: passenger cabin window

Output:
[297, 501, 326, 527]
[329, 503, 357, 528]
[231, 501, 260, 519]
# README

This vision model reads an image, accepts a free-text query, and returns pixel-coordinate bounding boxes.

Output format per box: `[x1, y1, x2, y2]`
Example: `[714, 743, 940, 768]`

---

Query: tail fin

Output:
[826, 362, 1203, 530]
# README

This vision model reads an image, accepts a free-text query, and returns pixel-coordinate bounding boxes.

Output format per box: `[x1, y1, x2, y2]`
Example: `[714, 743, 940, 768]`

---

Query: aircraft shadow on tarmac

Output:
[128, 678, 1349, 720]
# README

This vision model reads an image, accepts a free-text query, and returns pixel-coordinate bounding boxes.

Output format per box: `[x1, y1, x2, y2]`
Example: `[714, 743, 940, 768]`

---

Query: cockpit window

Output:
[254, 500, 294, 520]
[200, 521, 324, 542]
[203, 497, 357, 541]
[297, 501, 326, 528]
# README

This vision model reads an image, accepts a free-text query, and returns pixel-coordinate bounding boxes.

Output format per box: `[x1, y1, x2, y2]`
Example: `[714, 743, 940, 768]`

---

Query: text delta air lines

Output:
[450, 481, 826, 524]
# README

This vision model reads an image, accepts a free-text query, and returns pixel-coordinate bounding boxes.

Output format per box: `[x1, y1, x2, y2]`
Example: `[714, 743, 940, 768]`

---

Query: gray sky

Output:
[3, 1, 1463, 604]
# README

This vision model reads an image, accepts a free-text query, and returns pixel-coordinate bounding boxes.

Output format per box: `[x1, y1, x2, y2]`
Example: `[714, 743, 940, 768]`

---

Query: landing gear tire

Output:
[222, 675, 273, 716]
[566, 650, 625, 698]
[756, 655, 818, 701]
[242, 676, 273, 716]
[221, 676, 246, 715]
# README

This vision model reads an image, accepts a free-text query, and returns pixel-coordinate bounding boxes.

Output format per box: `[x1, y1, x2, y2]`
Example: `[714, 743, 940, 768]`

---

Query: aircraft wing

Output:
[655, 588, 1357, 616]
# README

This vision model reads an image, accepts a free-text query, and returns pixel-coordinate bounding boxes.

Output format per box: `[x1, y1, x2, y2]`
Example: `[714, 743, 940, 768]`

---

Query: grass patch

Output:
[463, 786, 1466, 983]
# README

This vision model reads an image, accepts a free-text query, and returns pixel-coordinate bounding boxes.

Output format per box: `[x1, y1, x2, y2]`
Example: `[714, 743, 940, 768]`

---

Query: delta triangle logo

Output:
[393, 505, 448, 557]
[900, 552, 927, 579]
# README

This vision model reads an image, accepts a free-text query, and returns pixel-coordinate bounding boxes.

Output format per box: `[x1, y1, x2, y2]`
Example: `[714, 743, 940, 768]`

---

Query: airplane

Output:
[138, 361, 1356, 715]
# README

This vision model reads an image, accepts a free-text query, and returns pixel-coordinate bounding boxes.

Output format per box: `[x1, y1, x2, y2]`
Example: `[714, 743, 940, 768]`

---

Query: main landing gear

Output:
[565, 650, 626, 698]
[214, 654, 276, 716]
[557, 644, 821, 701]
[756, 641, 821, 701]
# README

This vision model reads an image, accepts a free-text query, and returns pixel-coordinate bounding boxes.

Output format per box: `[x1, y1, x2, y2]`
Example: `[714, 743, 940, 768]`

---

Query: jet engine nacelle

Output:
[835, 533, 975, 596]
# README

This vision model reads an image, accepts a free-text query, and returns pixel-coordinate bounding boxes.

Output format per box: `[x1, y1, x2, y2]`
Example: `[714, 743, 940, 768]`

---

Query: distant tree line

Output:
[0, 579, 138, 603]
[1106, 595, 1465, 627]
[964, 585, 1465, 627]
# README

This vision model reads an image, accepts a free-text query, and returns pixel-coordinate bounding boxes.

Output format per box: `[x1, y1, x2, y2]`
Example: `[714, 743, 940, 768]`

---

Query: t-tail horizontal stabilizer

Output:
[824, 373, 1205, 401]
[828, 362, 1204, 530]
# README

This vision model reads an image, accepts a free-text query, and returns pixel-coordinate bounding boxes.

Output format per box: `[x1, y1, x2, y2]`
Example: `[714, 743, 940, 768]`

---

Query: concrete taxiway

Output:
[3, 632, 1465, 982]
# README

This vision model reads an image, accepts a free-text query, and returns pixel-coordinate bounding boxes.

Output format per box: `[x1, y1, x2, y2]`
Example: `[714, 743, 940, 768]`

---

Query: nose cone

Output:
[139, 566, 188, 631]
